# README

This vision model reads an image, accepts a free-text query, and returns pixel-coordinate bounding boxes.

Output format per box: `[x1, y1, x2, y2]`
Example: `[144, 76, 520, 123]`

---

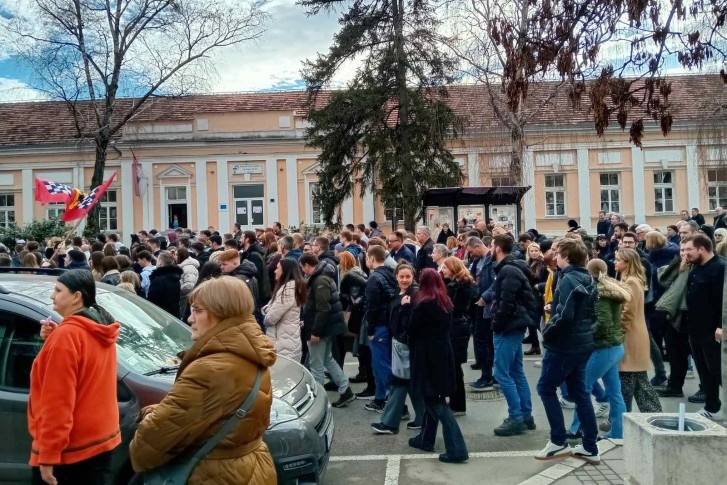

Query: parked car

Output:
[0, 271, 333, 484]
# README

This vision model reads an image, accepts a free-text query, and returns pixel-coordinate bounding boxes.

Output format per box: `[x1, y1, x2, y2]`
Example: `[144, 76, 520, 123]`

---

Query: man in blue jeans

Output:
[490, 235, 538, 436]
[364, 245, 398, 412]
[536, 238, 600, 464]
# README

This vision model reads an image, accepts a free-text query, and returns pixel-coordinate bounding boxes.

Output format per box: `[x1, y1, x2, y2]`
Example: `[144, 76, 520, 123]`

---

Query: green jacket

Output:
[593, 276, 630, 349]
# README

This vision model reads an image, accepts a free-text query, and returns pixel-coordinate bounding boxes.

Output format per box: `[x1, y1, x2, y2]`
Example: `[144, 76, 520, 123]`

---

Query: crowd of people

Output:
[9, 206, 725, 474]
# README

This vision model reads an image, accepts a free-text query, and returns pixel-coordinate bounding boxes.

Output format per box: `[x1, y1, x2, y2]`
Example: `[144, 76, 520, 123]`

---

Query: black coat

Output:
[415, 238, 438, 274]
[692, 213, 706, 226]
[446, 279, 477, 364]
[302, 262, 346, 339]
[409, 300, 456, 398]
[685, 255, 725, 339]
[714, 213, 727, 230]
[340, 268, 368, 334]
[388, 285, 418, 344]
[436, 228, 455, 245]
[147, 265, 183, 318]
[491, 256, 540, 335]
[365, 266, 398, 334]
[243, 244, 271, 303]
[596, 219, 611, 237]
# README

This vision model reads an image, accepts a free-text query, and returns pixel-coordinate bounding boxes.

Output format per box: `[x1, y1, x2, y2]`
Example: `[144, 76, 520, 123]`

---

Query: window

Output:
[385, 207, 404, 223]
[309, 183, 324, 225]
[0, 312, 43, 391]
[47, 204, 65, 220]
[0, 194, 15, 228]
[599, 172, 620, 214]
[166, 186, 187, 201]
[544, 174, 566, 216]
[492, 176, 518, 187]
[99, 190, 118, 231]
[653, 171, 674, 213]
[707, 169, 727, 210]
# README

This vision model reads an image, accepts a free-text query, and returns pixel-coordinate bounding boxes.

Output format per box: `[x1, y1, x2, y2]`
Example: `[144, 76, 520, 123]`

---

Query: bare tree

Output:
[1, 0, 266, 232]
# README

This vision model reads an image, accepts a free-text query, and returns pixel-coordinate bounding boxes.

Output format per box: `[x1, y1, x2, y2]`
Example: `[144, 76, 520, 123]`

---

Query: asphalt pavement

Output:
[319, 343, 704, 485]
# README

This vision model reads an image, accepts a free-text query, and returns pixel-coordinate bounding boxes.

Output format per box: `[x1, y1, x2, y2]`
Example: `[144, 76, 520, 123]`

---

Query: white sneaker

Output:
[559, 397, 576, 409]
[534, 441, 572, 461]
[594, 401, 609, 418]
[698, 408, 724, 422]
[572, 444, 601, 464]
[686, 370, 695, 379]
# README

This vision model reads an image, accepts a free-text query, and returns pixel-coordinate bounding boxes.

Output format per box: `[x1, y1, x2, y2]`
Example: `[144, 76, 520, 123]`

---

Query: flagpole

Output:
[48, 216, 87, 265]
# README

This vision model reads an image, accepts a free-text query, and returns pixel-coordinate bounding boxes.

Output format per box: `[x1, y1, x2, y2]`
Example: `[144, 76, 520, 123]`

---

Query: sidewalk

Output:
[519, 440, 626, 485]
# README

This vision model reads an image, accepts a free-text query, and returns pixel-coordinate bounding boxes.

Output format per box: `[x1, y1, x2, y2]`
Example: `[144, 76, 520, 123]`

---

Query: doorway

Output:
[233, 184, 265, 229]
[165, 186, 188, 229]
[168, 204, 188, 229]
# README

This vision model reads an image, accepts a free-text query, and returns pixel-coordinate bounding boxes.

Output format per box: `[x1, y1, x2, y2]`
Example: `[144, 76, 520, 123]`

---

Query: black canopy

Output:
[422, 186, 530, 207]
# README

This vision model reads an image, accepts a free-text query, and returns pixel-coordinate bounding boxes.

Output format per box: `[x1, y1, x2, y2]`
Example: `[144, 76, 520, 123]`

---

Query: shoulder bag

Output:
[140, 367, 263, 485]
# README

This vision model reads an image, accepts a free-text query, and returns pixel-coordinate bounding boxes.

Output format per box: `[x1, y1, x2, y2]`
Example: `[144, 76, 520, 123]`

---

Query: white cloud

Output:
[0, 77, 46, 102]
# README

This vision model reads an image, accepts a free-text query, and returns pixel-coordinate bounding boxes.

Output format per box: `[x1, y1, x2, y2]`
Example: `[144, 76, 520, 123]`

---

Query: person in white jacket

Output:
[176, 247, 200, 317]
[263, 258, 306, 361]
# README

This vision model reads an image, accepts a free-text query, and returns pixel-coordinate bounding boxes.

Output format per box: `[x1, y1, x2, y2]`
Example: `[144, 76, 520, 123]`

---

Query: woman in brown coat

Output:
[614, 248, 662, 413]
[130, 276, 277, 484]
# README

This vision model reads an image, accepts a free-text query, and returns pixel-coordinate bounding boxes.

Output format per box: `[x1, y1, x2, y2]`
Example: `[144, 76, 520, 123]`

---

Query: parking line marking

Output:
[330, 450, 539, 461]
[384, 456, 401, 485]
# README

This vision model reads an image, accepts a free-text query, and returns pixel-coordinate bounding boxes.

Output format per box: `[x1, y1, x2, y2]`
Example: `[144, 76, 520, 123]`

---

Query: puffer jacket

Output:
[340, 266, 368, 335]
[542, 265, 597, 354]
[365, 266, 398, 334]
[648, 242, 679, 301]
[446, 278, 477, 364]
[593, 275, 630, 349]
[179, 257, 200, 297]
[100, 270, 121, 286]
[302, 261, 346, 340]
[491, 255, 539, 335]
[130, 315, 277, 484]
[264, 281, 303, 362]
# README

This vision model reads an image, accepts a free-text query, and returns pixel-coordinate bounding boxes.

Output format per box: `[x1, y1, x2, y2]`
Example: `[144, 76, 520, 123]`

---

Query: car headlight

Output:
[269, 398, 299, 429]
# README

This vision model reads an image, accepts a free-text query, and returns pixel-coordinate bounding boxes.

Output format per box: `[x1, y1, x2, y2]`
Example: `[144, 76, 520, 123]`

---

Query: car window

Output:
[0, 311, 43, 391]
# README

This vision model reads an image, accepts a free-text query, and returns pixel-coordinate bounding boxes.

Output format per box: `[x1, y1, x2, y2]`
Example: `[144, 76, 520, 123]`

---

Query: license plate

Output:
[325, 422, 334, 451]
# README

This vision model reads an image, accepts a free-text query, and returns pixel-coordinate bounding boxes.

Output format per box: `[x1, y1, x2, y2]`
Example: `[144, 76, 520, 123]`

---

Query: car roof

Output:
[0, 274, 118, 310]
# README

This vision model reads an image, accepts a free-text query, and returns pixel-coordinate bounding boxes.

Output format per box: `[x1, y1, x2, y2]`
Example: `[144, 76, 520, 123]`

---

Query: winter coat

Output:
[491, 255, 540, 335]
[264, 281, 303, 362]
[230, 261, 264, 328]
[140, 265, 156, 297]
[409, 299, 456, 398]
[648, 242, 679, 301]
[244, 244, 271, 304]
[179, 257, 200, 296]
[415, 238, 437, 274]
[593, 275, 630, 349]
[285, 248, 303, 261]
[390, 245, 415, 264]
[100, 270, 121, 286]
[446, 278, 477, 364]
[620, 276, 651, 372]
[302, 262, 346, 340]
[130, 315, 277, 484]
[340, 266, 368, 335]
[388, 285, 418, 344]
[685, 255, 725, 338]
[714, 212, 727, 230]
[266, 252, 282, 294]
[470, 254, 497, 318]
[67, 260, 91, 271]
[147, 265, 183, 318]
[691, 213, 706, 226]
[365, 266, 398, 334]
[436, 228, 455, 245]
[596, 219, 611, 237]
[319, 250, 339, 269]
[542, 265, 597, 354]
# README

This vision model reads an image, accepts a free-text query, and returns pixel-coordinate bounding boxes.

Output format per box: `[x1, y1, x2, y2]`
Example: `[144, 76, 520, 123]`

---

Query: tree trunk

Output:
[84, 135, 109, 236]
[510, 123, 525, 184]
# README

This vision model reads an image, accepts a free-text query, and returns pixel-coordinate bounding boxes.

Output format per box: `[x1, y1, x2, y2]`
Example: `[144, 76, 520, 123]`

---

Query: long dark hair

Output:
[414, 268, 453, 312]
[273, 258, 307, 306]
[57, 269, 114, 322]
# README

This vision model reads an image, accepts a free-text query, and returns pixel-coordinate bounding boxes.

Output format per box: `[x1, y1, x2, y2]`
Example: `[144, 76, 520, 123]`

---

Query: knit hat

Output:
[539, 239, 553, 253]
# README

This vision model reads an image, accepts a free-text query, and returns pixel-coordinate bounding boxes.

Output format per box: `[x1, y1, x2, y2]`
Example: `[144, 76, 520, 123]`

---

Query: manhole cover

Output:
[466, 389, 505, 401]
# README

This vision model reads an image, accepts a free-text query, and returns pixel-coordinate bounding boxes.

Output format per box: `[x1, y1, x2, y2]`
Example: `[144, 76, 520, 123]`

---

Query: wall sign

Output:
[232, 163, 263, 175]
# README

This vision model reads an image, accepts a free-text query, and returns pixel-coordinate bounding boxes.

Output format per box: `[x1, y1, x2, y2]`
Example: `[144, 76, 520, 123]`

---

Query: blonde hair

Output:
[644, 231, 667, 251]
[615, 248, 647, 288]
[120, 270, 140, 289]
[446, 236, 458, 251]
[188, 276, 253, 320]
[492, 227, 507, 237]
[717, 241, 727, 259]
[118, 282, 136, 293]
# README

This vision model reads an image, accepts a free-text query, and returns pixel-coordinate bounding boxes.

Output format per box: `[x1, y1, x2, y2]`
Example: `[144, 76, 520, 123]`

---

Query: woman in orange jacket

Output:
[29, 269, 121, 485]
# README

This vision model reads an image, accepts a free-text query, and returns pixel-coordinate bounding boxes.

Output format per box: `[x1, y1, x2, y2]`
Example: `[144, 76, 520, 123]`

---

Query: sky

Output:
[0, 0, 343, 101]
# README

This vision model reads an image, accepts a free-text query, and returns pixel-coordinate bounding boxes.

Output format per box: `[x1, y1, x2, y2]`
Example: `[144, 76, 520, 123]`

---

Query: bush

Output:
[0, 219, 67, 250]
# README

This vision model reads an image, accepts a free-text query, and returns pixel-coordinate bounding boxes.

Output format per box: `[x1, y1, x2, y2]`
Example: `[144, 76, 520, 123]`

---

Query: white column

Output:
[467, 152, 479, 187]
[216, 159, 229, 233]
[120, 160, 134, 246]
[686, 144, 700, 210]
[195, 160, 208, 231]
[266, 157, 279, 225]
[342, 196, 354, 224]
[577, 148, 593, 232]
[21, 168, 33, 224]
[523, 149, 537, 230]
[141, 161, 154, 230]
[285, 157, 299, 227]
[363, 189, 375, 225]
[631, 147, 646, 224]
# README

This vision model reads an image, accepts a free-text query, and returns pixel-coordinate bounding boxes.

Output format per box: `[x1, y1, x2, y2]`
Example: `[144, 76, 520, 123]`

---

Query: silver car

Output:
[0, 273, 333, 484]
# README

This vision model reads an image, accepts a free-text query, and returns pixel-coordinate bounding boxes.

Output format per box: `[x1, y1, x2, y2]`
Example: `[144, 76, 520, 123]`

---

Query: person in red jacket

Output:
[29, 269, 121, 485]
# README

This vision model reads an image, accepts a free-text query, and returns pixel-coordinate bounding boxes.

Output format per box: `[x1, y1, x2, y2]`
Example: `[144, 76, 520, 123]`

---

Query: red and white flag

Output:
[35, 179, 74, 205]
[62, 173, 117, 222]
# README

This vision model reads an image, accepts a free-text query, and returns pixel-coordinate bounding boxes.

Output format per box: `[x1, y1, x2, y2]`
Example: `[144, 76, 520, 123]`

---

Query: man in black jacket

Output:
[414, 226, 437, 275]
[218, 248, 264, 328]
[535, 238, 599, 464]
[147, 251, 183, 318]
[301, 253, 355, 408]
[691, 207, 706, 227]
[467, 236, 497, 390]
[596, 211, 610, 237]
[490, 235, 536, 437]
[682, 234, 724, 421]
[241, 230, 271, 304]
[364, 245, 398, 411]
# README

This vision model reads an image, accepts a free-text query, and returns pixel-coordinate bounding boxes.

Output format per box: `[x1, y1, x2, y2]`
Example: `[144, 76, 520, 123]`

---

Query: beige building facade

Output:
[0, 76, 724, 245]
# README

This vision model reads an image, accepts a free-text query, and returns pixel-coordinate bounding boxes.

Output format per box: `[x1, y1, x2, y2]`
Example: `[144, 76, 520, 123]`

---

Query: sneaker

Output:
[572, 444, 601, 464]
[452, 411, 466, 417]
[524, 347, 542, 356]
[523, 415, 536, 430]
[323, 381, 338, 392]
[492, 376, 500, 390]
[559, 397, 576, 409]
[534, 360, 542, 368]
[599, 419, 612, 433]
[686, 370, 695, 379]
[349, 373, 368, 384]
[470, 362, 483, 370]
[494, 417, 526, 436]
[594, 401, 609, 418]
[439, 453, 468, 463]
[406, 421, 422, 430]
[688, 389, 706, 403]
[698, 408, 725, 422]
[565, 430, 582, 441]
[534, 441, 572, 461]
[468, 378, 494, 391]
[365, 400, 386, 413]
[408, 437, 434, 452]
[332, 387, 356, 408]
[355, 387, 376, 400]
[650, 375, 667, 387]
[656, 387, 684, 398]
[401, 405, 411, 421]
[371, 422, 398, 435]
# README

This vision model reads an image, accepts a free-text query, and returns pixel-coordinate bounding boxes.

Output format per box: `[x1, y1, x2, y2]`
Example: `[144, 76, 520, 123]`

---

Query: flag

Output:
[132, 153, 140, 197]
[35, 179, 74, 205]
[62, 173, 117, 222]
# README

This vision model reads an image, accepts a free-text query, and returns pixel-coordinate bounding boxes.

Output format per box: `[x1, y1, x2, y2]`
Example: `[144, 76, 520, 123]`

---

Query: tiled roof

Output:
[0, 75, 723, 148]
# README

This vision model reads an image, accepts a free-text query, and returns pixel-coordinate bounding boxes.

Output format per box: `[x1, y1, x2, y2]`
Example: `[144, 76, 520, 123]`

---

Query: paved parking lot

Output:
[320, 346, 703, 485]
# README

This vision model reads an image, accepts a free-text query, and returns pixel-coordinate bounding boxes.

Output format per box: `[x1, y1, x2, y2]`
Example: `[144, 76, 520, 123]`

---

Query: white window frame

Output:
[384, 207, 404, 224]
[0, 193, 16, 228]
[707, 169, 727, 211]
[599, 172, 621, 214]
[99, 190, 118, 232]
[653, 170, 674, 213]
[544, 174, 566, 216]
[46, 204, 65, 220]
[308, 182, 324, 226]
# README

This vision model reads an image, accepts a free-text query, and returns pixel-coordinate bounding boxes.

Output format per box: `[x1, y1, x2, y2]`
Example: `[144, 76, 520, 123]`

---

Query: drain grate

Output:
[466, 389, 505, 401]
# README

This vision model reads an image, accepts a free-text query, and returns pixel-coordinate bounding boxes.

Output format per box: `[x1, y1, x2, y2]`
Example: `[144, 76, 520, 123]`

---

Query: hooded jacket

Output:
[318, 250, 339, 269]
[542, 265, 597, 354]
[243, 243, 271, 304]
[491, 255, 539, 335]
[365, 265, 398, 334]
[179, 257, 200, 297]
[147, 265, 183, 318]
[302, 261, 346, 339]
[648, 242, 679, 300]
[340, 266, 368, 334]
[100, 270, 121, 286]
[130, 315, 277, 484]
[231, 260, 264, 327]
[29, 309, 121, 466]
[593, 275, 631, 349]
[415, 238, 437, 274]
[264, 280, 303, 362]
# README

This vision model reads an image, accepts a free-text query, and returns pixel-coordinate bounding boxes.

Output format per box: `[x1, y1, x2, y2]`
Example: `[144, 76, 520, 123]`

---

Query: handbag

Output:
[139, 367, 263, 485]
[391, 339, 410, 379]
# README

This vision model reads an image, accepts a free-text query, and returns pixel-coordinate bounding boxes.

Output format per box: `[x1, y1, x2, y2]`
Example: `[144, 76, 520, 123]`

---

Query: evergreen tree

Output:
[299, 0, 464, 230]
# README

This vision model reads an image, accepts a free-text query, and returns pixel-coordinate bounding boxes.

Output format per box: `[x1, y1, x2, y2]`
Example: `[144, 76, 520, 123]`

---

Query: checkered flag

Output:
[62, 172, 117, 222]
[35, 179, 74, 204]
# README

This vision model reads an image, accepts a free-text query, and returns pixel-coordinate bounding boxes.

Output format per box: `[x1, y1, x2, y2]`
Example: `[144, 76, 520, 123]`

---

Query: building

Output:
[0, 75, 724, 244]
